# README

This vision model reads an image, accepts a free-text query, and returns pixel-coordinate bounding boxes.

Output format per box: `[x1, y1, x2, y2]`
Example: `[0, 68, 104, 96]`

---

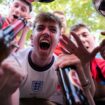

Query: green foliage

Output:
[32, 0, 105, 39]
[0, 0, 3, 3]
[1, 0, 105, 40]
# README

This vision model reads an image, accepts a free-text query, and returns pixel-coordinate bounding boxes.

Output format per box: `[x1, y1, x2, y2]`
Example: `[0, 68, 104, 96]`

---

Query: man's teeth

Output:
[41, 40, 49, 44]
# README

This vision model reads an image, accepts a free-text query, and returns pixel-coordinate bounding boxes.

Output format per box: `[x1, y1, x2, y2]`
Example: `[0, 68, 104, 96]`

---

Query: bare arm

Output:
[57, 33, 99, 96]
[0, 56, 25, 105]
[56, 53, 95, 96]
[17, 26, 29, 51]
[77, 62, 95, 96]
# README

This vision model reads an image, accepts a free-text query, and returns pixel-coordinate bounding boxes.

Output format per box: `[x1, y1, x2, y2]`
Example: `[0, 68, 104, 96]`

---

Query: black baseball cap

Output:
[39, 0, 54, 3]
[99, 0, 105, 11]
[26, 0, 54, 3]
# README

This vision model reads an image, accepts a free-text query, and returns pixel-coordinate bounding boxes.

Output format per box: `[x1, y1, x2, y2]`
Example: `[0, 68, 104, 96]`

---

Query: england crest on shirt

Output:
[31, 81, 43, 92]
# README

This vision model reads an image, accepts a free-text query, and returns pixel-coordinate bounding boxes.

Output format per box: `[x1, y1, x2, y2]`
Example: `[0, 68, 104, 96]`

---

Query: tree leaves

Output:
[32, 0, 105, 33]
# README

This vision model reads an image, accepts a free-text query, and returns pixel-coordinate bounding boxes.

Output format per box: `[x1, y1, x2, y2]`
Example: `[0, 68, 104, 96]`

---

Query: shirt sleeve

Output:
[91, 58, 105, 82]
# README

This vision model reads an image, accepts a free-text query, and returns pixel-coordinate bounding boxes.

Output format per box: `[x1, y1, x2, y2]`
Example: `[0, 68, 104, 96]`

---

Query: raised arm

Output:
[56, 32, 100, 96]
[0, 56, 25, 105]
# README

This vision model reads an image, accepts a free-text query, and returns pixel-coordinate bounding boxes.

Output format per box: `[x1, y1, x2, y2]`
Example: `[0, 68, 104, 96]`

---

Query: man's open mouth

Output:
[39, 40, 50, 50]
[13, 15, 18, 19]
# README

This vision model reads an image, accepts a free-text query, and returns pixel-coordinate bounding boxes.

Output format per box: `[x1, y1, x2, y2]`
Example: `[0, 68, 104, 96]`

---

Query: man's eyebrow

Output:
[82, 32, 89, 35]
[78, 32, 87, 35]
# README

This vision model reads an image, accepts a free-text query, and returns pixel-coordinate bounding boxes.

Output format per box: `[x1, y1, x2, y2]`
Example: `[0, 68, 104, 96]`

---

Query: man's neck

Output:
[31, 51, 53, 67]
[28, 51, 54, 71]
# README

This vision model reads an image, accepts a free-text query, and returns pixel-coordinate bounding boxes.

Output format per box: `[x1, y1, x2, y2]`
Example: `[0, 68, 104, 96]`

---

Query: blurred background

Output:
[0, 0, 105, 46]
